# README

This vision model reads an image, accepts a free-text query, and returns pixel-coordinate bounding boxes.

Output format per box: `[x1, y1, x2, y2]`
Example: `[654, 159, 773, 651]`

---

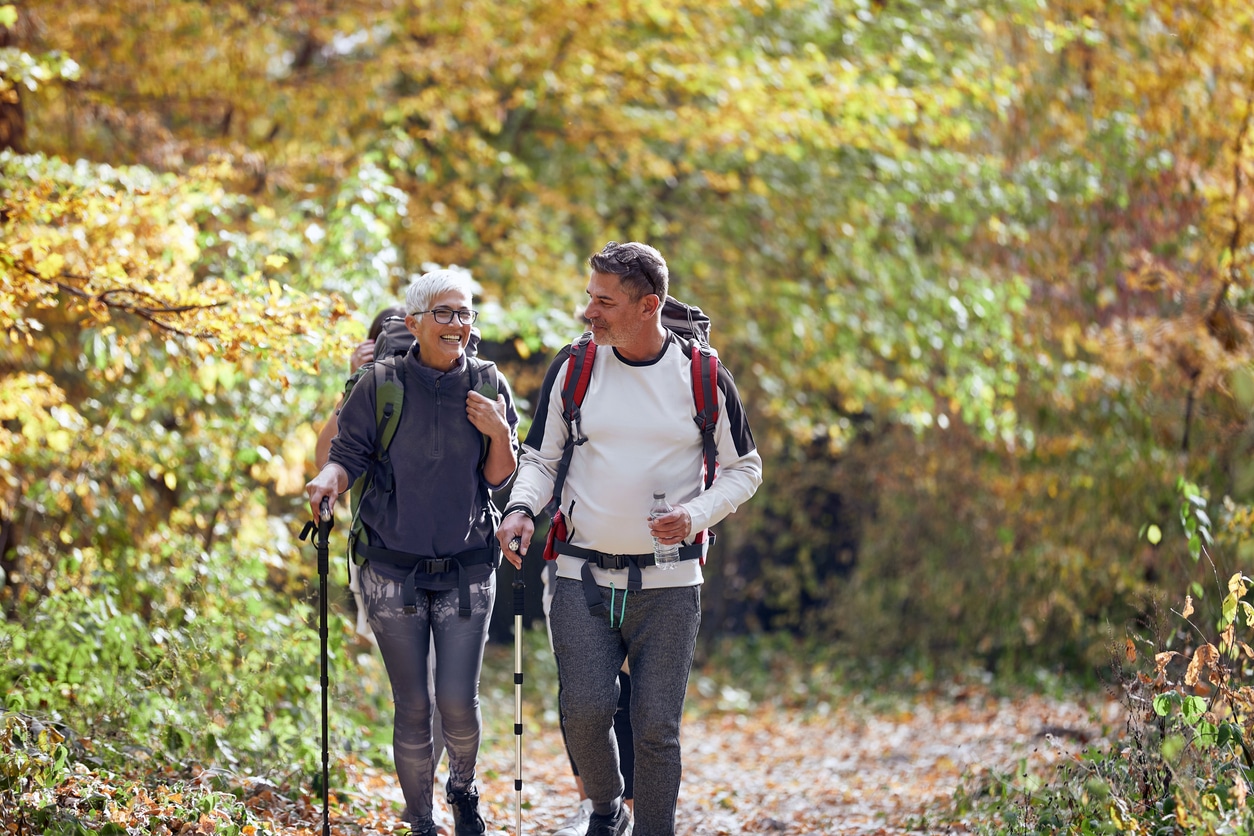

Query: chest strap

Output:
[355, 543, 495, 617]
[554, 540, 706, 617]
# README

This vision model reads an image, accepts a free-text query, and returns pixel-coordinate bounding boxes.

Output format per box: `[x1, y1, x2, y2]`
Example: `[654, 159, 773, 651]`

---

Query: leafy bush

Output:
[0, 528, 340, 780]
[957, 478, 1254, 833]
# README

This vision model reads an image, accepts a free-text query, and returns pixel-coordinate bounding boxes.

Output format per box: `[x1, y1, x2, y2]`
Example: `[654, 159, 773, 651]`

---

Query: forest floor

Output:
[252, 655, 1125, 836]
[2, 642, 1125, 836]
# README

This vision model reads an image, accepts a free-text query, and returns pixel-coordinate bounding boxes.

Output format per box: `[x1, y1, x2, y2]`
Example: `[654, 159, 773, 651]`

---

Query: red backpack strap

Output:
[689, 341, 720, 489]
[548, 332, 596, 515]
[561, 332, 597, 423]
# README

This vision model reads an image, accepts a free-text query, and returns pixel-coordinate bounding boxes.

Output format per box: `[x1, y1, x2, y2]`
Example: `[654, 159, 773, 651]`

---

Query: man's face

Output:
[406, 288, 473, 371]
[583, 271, 648, 348]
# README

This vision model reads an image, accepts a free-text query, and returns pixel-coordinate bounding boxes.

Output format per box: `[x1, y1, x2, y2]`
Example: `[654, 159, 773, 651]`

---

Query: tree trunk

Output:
[0, 14, 27, 153]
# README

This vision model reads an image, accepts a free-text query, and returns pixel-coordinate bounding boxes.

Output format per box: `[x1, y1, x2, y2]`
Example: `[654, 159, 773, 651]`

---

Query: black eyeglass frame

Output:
[412, 308, 479, 325]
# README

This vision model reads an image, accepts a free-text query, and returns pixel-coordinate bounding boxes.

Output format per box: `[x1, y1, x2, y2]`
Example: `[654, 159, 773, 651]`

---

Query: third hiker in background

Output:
[497, 241, 763, 836]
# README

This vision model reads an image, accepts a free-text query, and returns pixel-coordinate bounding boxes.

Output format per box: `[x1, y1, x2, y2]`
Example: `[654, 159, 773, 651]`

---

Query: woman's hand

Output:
[305, 463, 349, 520]
[466, 390, 509, 440]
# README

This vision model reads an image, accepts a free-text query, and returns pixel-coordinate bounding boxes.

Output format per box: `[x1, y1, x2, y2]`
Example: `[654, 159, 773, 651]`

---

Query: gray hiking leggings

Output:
[362, 563, 495, 830]
[549, 577, 701, 836]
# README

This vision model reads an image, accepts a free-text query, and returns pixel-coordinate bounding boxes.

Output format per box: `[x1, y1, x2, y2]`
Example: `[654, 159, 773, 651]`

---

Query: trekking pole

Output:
[513, 572, 525, 835]
[298, 498, 335, 835]
[315, 497, 334, 836]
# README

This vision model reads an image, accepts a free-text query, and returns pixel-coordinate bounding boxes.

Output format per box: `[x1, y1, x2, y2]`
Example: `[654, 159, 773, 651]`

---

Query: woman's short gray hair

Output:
[404, 268, 479, 314]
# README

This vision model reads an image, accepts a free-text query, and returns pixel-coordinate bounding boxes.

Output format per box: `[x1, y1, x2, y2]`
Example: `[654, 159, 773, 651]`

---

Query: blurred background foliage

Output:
[2, 0, 1254, 776]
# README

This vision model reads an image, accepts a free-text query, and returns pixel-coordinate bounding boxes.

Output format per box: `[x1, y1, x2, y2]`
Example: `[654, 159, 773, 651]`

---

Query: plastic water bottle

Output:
[650, 491, 680, 570]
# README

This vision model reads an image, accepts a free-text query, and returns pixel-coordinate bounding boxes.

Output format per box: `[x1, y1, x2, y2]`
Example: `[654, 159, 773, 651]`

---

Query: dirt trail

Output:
[332, 687, 1122, 836]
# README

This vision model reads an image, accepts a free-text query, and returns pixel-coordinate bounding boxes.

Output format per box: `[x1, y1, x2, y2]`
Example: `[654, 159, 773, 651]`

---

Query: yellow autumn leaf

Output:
[46, 430, 72, 453]
[264, 254, 288, 270]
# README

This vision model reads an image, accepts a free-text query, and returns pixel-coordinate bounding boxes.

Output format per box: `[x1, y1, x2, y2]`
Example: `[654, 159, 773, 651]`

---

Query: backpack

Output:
[542, 296, 721, 560]
[341, 316, 496, 566]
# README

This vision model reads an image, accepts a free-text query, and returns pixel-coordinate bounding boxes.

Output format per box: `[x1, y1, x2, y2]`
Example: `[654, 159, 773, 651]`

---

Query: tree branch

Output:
[31, 271, 224, 337]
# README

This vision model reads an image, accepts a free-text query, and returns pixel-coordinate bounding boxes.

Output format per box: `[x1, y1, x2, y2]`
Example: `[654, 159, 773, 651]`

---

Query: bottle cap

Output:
[653, 491, 665, 499]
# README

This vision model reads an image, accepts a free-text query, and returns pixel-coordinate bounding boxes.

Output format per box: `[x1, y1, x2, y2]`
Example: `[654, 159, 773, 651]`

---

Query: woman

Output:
[307, 269, 518, 836]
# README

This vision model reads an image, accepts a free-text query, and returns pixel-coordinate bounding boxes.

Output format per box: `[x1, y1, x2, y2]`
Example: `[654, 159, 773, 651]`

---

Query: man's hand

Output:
[496, 510, 534, 570]
[647, 504, 691, 545]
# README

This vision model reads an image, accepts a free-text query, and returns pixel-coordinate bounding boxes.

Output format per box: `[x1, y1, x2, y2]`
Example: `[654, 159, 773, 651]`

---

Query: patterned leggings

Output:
[361, 563, 495, 830]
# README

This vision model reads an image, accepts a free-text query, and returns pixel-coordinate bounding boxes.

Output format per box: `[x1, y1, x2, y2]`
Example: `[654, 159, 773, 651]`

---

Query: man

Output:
[497, 241, 763, 836]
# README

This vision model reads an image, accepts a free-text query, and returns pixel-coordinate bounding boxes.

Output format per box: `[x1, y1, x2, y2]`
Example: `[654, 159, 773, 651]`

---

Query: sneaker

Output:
[586, 803, 631, 836]
[445, 781, 487, 836]
[551, 798, 593, 836]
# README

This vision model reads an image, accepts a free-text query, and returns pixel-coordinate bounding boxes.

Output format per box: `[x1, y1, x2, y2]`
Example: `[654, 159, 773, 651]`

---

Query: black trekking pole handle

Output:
[513, 575, 525, 836]
[317, 497, 333, 836]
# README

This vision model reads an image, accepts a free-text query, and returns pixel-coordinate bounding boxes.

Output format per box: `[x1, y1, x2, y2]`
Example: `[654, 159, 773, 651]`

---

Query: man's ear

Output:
[641, 293, 662, 318]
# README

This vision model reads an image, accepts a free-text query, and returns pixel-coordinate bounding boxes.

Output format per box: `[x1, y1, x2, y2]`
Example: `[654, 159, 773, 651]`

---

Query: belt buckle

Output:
[596, 553, 629, 570]
[426, 558, 452, 573]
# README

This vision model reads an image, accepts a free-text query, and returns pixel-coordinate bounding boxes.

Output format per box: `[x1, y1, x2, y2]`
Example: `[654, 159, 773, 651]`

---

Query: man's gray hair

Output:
[404, 268, 479, 314]
[588, 241, 669, 302]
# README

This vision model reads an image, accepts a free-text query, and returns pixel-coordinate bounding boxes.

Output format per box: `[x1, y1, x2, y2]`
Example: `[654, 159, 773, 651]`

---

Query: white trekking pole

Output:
[512, 572, 525, 835]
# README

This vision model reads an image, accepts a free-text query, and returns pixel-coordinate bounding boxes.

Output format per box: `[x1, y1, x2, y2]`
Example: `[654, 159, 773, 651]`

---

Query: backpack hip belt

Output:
[553, 539, 707, 618]
[354, 542, 496, 617]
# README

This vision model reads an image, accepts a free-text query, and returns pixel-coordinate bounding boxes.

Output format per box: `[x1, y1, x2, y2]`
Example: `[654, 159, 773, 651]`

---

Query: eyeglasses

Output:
[413, 308, 479, 325]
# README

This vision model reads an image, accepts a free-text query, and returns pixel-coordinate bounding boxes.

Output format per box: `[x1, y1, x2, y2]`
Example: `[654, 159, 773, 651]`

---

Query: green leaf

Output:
[1153, 692, 1176, 717]
[1223, 595, 1238, 628]
[0, 6, 16, 29]
[1146, 524, 1162, 545]
[1182, 695, 1207, 724]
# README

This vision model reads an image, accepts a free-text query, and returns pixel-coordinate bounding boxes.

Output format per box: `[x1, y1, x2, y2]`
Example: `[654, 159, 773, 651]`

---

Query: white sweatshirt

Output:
[508, 332, 763, 589]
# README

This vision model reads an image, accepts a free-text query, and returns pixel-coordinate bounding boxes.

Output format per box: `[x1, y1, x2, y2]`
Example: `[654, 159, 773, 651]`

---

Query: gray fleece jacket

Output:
[328, 347, 519, 590]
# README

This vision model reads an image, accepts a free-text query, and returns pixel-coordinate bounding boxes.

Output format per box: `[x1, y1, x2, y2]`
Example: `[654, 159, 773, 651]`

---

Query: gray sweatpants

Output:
[362, 563, 495, 831]
[549, 577, 701, 836]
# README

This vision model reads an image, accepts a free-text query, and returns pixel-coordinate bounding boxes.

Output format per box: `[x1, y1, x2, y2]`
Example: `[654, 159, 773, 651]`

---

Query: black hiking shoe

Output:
[401, 824, 439, 836]
[445, 781, 487, 836]
[586, 803, 632, 836]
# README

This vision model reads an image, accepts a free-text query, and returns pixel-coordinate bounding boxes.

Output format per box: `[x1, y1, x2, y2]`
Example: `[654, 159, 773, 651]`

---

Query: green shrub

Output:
[0, 528, 338, 777]
[956, 478, 1254, 834]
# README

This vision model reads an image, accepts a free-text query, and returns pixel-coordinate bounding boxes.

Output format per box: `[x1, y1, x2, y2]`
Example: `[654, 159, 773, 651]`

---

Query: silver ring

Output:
[508, 537, 522, 552]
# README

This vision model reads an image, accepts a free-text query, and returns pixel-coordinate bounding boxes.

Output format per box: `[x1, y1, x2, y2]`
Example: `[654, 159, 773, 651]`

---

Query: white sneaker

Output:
[551, 799, 593, 836]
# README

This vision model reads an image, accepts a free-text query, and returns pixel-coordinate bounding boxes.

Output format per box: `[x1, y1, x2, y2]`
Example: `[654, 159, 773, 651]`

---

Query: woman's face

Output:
[406, 287, 474, 371]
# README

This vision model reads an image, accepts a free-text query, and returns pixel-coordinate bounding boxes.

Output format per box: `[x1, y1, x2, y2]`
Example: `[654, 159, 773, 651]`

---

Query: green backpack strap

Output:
[469, 358, 498, 470]
[374, 356, 406, 453]
[348, 357, 406, 565]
